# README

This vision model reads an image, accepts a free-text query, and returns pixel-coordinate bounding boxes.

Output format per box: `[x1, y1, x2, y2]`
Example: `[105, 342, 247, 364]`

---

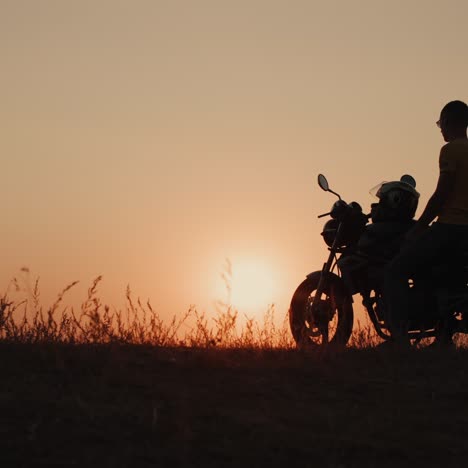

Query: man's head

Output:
[437, 100, 468, 142]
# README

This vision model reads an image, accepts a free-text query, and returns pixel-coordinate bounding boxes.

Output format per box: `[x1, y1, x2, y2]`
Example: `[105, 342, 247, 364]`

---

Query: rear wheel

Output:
[289, 272, 354, 348]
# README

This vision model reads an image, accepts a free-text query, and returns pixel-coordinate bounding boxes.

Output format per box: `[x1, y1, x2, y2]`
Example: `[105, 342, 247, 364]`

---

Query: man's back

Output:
[438, 138, 468, 225]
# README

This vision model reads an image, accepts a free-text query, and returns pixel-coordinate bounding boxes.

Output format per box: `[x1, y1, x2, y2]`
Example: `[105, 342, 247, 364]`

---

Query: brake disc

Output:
[306, 297, 334, 337]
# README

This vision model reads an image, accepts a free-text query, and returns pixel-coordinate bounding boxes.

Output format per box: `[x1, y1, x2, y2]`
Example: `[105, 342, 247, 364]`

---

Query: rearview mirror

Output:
[318, 174, 329, 192]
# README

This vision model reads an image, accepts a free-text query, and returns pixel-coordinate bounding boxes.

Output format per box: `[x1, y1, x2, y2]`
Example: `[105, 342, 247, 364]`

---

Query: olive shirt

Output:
[438, 138, 468, 225]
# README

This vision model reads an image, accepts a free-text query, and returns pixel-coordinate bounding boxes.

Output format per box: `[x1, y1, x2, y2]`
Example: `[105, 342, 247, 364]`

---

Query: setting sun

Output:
[230, 259, 276, 314]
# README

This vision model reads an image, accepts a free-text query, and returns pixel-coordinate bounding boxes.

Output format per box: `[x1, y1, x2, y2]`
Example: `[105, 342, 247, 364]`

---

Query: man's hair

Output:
[441, 100, 468, 127]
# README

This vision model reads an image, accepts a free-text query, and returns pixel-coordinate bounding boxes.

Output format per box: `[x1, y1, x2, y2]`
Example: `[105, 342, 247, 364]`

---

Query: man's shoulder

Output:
[440, 140, 468, 158]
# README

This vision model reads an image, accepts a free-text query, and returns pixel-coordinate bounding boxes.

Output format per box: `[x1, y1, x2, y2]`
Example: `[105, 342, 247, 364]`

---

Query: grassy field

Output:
[1, 343, 468, 467]
[1, 278, 468, 467]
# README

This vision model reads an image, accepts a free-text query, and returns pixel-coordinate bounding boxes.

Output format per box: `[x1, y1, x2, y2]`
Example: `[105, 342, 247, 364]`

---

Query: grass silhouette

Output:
[1, 274, 297, 347]
[0, 273, 386, 349]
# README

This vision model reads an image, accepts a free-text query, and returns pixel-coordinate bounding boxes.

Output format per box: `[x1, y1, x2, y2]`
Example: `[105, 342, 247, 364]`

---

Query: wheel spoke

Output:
[321, 324, 329, 344]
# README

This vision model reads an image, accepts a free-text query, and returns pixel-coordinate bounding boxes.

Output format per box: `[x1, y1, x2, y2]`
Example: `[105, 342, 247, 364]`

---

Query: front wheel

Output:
[289, 272, 354, 348]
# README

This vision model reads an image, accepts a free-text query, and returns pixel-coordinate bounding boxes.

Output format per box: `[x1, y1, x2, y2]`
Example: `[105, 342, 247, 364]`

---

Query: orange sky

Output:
[1, 1, 467, 322]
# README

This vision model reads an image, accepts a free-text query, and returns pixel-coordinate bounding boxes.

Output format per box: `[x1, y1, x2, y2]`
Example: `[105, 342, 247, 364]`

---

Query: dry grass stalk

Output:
[0, 275, 422, 349]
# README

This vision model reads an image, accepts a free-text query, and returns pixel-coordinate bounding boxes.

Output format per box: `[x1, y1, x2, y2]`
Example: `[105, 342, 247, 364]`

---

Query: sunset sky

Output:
[2, 1, 467, 322]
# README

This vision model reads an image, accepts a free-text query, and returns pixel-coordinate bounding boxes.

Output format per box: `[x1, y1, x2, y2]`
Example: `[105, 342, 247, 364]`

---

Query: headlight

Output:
[321, 219, 339, 247]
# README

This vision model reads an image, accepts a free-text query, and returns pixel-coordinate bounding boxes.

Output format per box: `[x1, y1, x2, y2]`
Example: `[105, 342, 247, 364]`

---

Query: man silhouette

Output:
[385, 100, 468, 347]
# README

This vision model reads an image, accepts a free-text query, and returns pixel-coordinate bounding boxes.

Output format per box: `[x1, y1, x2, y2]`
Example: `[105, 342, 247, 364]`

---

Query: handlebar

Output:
[318, 203, 370, 221]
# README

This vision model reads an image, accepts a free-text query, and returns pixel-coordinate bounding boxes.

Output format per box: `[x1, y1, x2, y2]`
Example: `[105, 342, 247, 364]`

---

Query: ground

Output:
[0, 343, 467, 467]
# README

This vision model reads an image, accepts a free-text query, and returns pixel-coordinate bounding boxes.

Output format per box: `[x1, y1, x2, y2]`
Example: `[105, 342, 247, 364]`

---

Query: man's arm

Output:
[416, 170, 454, 227]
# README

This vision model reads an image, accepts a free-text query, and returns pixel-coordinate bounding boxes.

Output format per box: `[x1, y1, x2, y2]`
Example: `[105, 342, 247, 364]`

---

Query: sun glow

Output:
[229, 259, 276, 314]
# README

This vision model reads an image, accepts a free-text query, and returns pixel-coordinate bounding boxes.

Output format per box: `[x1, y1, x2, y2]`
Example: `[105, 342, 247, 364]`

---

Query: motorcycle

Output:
[289, 173, 468, 348]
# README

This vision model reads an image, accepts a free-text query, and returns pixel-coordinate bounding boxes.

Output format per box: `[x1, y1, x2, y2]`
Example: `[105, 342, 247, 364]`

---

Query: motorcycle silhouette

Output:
[289, 174, 468, 347]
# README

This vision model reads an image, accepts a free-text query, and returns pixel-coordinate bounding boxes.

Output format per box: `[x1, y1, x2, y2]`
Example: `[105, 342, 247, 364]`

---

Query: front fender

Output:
[306, 270, 354, 303]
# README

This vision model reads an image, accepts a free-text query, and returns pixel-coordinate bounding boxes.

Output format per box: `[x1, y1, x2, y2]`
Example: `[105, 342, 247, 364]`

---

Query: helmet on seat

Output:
[371, 175, 419, 223]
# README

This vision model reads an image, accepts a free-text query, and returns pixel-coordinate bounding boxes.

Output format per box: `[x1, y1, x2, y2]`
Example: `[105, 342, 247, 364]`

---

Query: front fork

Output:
[312, 221, 343, 304]
[309, 222, 343, 341]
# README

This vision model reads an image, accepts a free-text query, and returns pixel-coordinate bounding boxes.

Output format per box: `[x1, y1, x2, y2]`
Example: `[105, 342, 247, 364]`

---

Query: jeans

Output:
[384, 222, 468, 340]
